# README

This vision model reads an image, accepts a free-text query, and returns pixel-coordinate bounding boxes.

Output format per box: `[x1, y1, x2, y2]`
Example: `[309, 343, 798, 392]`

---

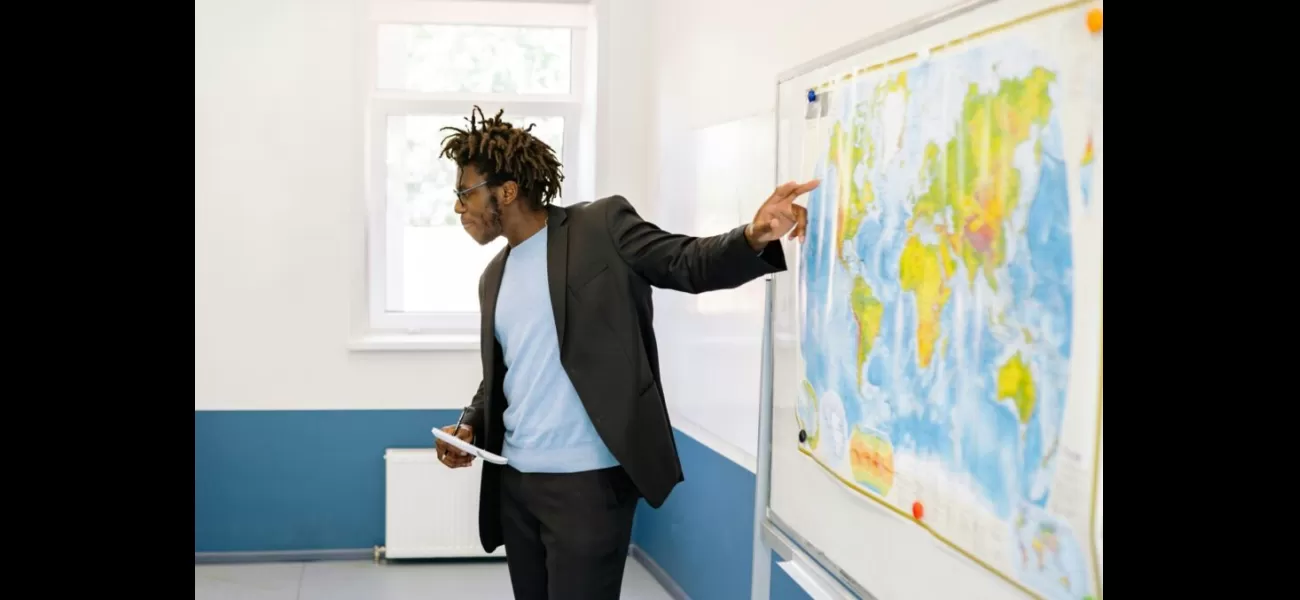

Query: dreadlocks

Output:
[439, 106, 564, 210]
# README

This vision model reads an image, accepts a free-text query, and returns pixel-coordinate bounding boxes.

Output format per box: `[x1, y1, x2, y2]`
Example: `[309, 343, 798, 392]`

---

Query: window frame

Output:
[359, 1, 595, 343]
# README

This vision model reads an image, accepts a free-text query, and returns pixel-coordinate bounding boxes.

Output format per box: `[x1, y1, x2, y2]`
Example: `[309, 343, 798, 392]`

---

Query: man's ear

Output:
[498, 181, 520, 206]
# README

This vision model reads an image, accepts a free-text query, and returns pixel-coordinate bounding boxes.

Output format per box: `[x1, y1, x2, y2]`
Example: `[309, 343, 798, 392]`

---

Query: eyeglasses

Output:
[454, 181, 488, 209]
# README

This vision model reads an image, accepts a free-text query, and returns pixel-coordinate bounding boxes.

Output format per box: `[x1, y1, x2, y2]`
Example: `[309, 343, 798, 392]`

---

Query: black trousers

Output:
[499, 465, 639, 600]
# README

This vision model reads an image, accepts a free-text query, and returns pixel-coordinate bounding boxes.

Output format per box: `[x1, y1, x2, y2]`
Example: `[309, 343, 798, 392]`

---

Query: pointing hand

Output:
[745, 180, 819, 249]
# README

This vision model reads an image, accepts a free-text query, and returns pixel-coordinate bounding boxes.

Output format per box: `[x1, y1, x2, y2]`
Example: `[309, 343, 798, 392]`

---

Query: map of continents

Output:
[795, 35, 1093, 600]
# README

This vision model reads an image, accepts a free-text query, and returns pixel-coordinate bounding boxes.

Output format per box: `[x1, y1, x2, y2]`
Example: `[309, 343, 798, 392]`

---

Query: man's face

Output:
[453, 166, 503, 245]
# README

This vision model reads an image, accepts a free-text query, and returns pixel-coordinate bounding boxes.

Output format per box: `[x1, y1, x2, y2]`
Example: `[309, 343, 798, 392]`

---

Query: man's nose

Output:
[454, 199, 467, 214]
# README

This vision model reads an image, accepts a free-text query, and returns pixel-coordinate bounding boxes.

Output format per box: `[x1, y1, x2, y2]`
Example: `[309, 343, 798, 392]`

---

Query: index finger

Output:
[769, 180, 819, 205]
[789, 179, 819, 197]
[764, 181, 798, 205]
[774, 180, 799, 195]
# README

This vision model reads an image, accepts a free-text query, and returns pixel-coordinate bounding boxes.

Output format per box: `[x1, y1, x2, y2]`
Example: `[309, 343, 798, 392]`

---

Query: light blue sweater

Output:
[493, 226, 620, 473]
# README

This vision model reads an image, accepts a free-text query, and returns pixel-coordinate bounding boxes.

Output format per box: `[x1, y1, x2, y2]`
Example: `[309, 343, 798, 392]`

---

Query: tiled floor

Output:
[194, 556, 674, 600]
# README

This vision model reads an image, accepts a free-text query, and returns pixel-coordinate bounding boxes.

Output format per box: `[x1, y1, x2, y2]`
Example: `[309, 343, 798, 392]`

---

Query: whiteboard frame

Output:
[751, 0, 1027, 598]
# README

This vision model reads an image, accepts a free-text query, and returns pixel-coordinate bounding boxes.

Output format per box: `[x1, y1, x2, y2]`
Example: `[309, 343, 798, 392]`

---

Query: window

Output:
[362, 1, 595, 343]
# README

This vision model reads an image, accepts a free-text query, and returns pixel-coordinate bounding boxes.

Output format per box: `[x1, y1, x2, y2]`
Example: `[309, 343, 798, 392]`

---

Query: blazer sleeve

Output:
[460, 380, 487, 444]
[603, 195, 787, 294]
[460, 270, 489, 442]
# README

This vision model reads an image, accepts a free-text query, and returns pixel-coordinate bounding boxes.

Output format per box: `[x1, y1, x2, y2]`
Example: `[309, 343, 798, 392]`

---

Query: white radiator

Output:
[383, 448, 506, 559]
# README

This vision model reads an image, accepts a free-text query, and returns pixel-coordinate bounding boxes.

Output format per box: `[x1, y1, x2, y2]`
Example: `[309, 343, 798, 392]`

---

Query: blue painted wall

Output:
[195, 409, 459, 552]
[631, 429, 810, 600]
[195, 411, 810, 598]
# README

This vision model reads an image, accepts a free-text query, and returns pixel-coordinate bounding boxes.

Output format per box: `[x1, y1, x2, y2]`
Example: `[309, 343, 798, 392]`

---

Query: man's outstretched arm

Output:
[604, 181, 817, 294]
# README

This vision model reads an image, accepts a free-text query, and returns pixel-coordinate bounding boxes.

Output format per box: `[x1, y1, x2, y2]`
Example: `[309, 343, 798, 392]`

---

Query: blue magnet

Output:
[808, 89, 817, 102]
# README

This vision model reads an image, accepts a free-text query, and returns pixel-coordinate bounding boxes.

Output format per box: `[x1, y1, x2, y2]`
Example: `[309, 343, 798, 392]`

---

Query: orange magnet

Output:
[912, 501, 924, 520]
[1086, 8, 1103, 34]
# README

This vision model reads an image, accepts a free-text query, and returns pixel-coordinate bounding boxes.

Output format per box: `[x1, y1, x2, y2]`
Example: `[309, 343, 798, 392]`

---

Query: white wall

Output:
[592, 0, 653, 208]
[647, 0, 963, 130]
[644, 0, 971, 467]
[193, 0, 958, 421]
[195, 0, 655, 411]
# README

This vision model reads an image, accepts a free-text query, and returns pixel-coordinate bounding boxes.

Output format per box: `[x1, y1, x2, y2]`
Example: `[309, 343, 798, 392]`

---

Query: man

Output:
[434, 106, 816, 599]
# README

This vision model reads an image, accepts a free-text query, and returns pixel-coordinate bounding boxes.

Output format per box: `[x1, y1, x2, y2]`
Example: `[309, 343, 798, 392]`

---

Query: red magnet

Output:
[912, 501, 924, 520]
[1086, 8, 1103, 34]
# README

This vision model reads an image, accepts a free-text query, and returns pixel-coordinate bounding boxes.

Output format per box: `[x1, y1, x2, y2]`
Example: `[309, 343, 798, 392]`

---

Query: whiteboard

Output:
[655, 112, 775, 466]
[764, 1, 1103, 599]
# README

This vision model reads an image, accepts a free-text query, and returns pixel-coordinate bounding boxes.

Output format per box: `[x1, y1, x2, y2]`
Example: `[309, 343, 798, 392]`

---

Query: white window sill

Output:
[348, 332, 479, 352]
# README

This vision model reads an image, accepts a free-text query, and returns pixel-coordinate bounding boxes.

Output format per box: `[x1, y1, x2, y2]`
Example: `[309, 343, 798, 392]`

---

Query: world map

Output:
[794, 32, 1097, 600]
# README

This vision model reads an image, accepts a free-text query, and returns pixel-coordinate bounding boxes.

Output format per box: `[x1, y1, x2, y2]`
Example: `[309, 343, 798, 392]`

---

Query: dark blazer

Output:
[461, 194, 786, 552]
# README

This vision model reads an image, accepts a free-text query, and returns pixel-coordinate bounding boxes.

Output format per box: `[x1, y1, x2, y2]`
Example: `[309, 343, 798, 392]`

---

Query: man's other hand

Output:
[436, 424, 476, 468]
[745, 179, 818, 249]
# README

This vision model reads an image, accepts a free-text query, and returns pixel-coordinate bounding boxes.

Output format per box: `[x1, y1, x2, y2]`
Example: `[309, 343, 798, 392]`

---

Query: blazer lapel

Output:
[480, 248, 508, 380]
[546, 205, 569, 351]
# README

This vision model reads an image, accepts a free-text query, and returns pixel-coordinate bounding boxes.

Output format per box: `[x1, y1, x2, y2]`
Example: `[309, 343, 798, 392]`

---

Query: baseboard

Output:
[198, 544, 688, 599]
[195, 548, 374, 564]
[630, 544, 691, 600]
